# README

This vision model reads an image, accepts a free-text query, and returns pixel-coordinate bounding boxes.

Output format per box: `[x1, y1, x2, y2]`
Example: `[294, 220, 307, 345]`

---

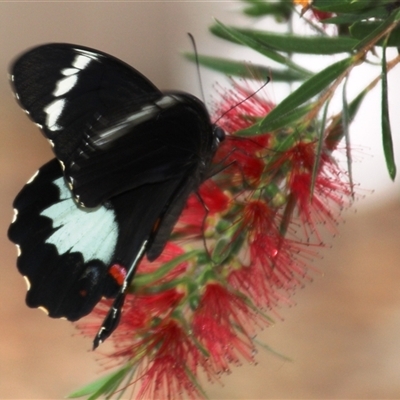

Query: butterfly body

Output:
[8, 43, 223, 346]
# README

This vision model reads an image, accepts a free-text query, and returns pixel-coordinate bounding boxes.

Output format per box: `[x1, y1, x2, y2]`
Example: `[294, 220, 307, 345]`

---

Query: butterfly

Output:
[8, 43, 224, 348]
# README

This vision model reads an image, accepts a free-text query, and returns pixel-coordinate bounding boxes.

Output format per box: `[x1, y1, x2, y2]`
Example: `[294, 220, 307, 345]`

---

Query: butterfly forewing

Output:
[10, 43, 161, 162]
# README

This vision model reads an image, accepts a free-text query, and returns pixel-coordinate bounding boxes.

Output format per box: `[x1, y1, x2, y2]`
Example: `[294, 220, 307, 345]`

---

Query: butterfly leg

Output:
[93, 291, 125, 349]
[93, 239, 149, 349]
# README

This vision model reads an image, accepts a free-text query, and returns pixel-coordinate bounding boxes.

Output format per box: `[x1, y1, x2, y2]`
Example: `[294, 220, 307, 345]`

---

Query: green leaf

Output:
[381, 36, 397, 180]
[210, 20, 312, 76]
[342, 77, 354, 195]
[220, 28, 359, 54]
[183, 53, 306, 81]
[311, 99, 330, 197]
[350, 20, 400, 47]
[68, 365, 132, 399]
[133, 249, 202, 287]
[237, 103, 315, 136]
[324, 5, 393, 25]
[313, 0, 375, 13]
[238, 57, 353, 136]
[212, 238, 231, 265]
[352, 8, 400, 50]
[242, 0, 292, 19]
[325, 87, 368, 150]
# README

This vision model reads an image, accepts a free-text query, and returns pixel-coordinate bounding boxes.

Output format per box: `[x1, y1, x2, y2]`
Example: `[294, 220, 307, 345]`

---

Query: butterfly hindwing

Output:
[8, 159, 201, 321]
[9, 159, 120, 320]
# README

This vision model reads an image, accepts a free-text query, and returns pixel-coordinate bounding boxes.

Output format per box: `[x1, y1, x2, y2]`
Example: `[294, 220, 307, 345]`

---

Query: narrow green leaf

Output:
[259, 68, 308, 82]
[133, 250, 201, 287]
[243, 0, 291, 19]
[342, 77, 354, 195]
[212, 238, 232, 265]
[381, 36, 397, 180]
[311, 99, 330, 197]
[350, 20, 400, 47]
[238, 57, 353, 136]
[352, 8, 400, 50]
[183, 53, 306, 81]
[184, 53, 268, 80]
[87, 366, 132, 400]
[323, 5, 391, 25]
[325, 88, 367, 150]
[313, 0, 375, 13]
[226, 28, 358, 54]
[68, 365, 131, 399]
[236, 103, 315, 136]
[68, 376, 109, 398]
[210, 20, 312, 76]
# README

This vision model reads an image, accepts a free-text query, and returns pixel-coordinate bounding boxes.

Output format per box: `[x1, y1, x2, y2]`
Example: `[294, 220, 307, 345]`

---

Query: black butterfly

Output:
[8, 43, 224, 348]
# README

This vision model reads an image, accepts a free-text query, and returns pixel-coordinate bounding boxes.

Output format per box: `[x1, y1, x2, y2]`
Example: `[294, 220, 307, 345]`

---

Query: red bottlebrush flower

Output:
[241, 199, 278, 236]
[268, 141, 352, 238]
[133, 319, 206, 400]
[136, 242, 189, 282]
[212, 82, 273, 187]
[175, 179, 230, 237]
[118, 290, 184, 334]
[76, 244, 189, 354]
[214, 82, 274, 135]
[292, 167, 350, 237]
[249, 233, 312, 287]
[73, 76, 354, 400]
[228, 231, 313, 310]
[77, 289, 185, 354]
[216, 139, 267, 187]
[228, 201, 291, 306]
[192, 283, 260, 375]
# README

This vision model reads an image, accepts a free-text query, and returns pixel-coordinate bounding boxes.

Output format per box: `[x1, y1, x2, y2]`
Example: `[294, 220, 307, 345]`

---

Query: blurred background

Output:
[1, 1, 400, 398]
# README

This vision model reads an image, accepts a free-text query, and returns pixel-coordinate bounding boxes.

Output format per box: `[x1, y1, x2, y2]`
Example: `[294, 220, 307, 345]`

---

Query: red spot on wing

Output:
[108, 264, 127, 286]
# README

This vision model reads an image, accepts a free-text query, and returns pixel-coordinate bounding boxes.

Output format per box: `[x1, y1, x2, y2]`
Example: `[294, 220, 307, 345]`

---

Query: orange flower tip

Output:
[293, 0, 312, 15]
[293, 0, 333, 20]
[293, 0, 311, 6]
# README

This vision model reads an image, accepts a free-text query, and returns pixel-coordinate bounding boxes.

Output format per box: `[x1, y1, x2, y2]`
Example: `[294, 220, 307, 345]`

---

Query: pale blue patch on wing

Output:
[40, 178, 118, 264]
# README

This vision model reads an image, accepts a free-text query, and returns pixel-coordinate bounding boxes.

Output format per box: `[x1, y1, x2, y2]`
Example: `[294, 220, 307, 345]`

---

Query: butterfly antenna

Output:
[213, 78, 270, 126]
[187, 33, 206, 104]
